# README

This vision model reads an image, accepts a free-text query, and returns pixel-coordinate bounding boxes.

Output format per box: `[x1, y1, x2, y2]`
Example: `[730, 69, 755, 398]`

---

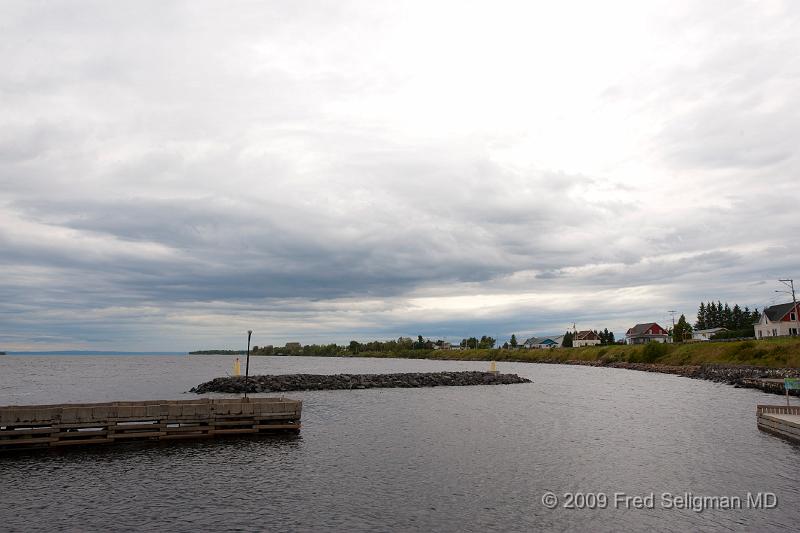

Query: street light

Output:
[244, 330, 253, 399]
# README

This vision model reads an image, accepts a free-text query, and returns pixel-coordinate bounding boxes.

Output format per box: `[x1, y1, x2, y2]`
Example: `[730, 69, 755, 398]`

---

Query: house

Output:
[625, 323, 669, 344]
[755, 302, 800, 339]
[574, 330, 601, 347]
[691, 327, 727, 341]
[523, 335, 564, 349]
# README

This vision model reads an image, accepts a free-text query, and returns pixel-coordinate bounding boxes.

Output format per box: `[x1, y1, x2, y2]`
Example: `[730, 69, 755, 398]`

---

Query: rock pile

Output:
[533, 359, 799, 396]
[190, 371, 532, 394]
[692, 364, 799, 384]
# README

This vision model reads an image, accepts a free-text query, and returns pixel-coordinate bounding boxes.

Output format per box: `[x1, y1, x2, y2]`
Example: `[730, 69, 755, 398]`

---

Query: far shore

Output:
[192, 338, 800, 396]
[195, 337, 800, 367]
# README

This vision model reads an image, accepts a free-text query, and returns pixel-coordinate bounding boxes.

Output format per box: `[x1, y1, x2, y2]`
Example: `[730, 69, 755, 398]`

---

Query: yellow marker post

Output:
[234, 357, 241, 376]
[489, 361, 498, 374]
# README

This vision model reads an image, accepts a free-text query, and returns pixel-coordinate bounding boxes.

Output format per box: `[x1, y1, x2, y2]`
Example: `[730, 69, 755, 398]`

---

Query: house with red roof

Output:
[625, 323, 669, 344]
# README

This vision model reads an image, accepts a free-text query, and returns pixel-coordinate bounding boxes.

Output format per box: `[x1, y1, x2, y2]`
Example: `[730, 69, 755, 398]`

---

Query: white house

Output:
[574, 330, 601, 347]
[691, 327, 727, 341]
[755, 302, 800, 339]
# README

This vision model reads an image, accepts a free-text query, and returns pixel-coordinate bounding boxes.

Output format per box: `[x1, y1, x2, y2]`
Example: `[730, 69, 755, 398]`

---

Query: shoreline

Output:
[258, 353, 800, 397]
[525, 358, 800, 396]
[192, 349, 798, 397]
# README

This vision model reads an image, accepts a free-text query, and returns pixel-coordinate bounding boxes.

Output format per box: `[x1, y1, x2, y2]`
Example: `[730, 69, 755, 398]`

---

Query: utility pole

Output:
[778, 279, 798, 336]
[668, 310, 676, 342]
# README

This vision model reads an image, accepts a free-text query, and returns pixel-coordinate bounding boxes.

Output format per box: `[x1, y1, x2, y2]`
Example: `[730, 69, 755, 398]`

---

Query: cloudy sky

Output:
[2, 1, 799, 351]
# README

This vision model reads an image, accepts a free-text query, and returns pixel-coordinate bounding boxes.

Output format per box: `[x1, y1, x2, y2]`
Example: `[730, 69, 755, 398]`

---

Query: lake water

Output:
[0, 355, 798, 532]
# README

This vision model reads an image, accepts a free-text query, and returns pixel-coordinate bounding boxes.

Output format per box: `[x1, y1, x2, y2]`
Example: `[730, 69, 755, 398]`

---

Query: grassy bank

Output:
[341, 337, 800, 368]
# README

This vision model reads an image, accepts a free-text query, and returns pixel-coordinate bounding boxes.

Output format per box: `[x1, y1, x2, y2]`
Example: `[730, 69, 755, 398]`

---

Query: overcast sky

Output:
[2, 0, 799, 351]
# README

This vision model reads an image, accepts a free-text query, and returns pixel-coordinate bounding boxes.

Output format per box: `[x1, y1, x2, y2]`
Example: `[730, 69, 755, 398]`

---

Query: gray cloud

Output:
[1, 1, 799, 351]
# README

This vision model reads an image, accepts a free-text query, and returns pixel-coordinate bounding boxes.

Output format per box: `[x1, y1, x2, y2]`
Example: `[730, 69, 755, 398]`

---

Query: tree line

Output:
[249, 334, 501, 356]
[695, 301, 760, 335]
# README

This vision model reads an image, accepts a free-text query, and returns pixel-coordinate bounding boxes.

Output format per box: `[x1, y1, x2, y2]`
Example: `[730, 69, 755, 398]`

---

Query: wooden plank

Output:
[0, 427, 56, 436]
[253, 413, 300, 420]
[54, 429, 108, 438]
[110, 431, 165, 439]
[50, 438, 114, 447]
[164, 425, 212, 433]
[159, 433, 215, 440]
[53, 422, 109, 429]
[211, 428, 258, 435]
[760, 418, 800, 438]
[758, 417, 800, 441]
[213, 419, 256, 427]
[255, 423, 301, 430]
[110, 422, 162, 430]
[0, 437, 58, 445]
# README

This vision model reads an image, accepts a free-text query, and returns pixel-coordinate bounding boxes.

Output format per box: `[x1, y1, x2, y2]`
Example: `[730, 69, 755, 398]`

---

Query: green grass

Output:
[341, 337, 800, 368]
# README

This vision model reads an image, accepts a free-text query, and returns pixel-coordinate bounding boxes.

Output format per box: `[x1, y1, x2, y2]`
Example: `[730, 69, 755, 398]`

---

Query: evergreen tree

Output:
[510, 334, 518, 348]
[714, 301, 721, 327]
[673, 314, 692, 342]
[722, 303, 733, 329]
[732, 304, 743, 329]
[562, 331, 573, 347]
[692, 301, 762, 332]
[608, 331, 615, 344]
[696, 302, 706, 329]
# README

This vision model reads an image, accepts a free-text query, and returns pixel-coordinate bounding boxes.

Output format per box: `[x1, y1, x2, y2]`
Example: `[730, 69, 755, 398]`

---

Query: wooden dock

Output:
[0, 397, 301, 452]
[757, 405, 800, 444]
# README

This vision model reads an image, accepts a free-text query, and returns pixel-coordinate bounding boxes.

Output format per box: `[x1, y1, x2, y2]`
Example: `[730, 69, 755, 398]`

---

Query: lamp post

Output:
[244, 330, 253, 399]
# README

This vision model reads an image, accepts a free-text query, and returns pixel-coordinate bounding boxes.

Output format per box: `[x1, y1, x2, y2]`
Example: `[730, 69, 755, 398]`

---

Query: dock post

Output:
[244, 330, 252, 399]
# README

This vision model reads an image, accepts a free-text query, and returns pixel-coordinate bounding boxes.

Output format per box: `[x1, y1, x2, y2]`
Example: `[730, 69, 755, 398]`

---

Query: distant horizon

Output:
[3, 350, 189, 356]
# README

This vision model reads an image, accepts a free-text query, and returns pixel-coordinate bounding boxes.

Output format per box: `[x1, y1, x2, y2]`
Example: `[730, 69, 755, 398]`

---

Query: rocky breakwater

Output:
[191, 371, 531, 394]
[535, 359, 799, 396]
[694, 365, 800, 396]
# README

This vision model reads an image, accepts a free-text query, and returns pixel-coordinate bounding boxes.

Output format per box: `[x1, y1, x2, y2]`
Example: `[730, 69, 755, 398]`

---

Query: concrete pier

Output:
[757, 405, 800, 444]
[0, 397, 301, 452]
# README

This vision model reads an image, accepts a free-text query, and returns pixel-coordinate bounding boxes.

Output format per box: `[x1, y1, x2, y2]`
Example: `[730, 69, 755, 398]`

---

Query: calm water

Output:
[0, 355, 798, 532]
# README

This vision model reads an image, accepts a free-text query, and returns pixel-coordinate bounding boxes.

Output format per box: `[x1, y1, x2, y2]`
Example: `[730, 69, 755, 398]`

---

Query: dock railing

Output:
[756, 404, 800, 416]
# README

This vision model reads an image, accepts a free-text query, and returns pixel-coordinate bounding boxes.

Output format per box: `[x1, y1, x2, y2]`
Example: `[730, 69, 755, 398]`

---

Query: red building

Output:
[625, 323, 669, 344]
